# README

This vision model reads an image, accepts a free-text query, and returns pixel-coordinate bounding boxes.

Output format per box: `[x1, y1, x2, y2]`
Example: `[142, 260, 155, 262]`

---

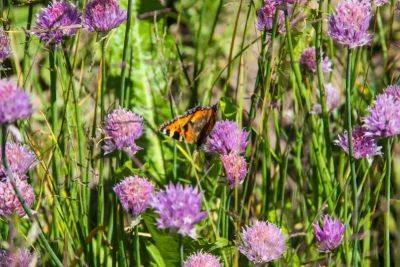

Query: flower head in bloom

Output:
[239, 220, 286, 264]
[256, 1, 285, 33]
[113, 176, 154, 217]
[300, 47, 332, 73]
[363, 93, 400, 138]
[0, 248, 34, 266]
[328, 0, 373, 48]
[151, 183, 207, 238]
[313, 215, 345, 252]
[203, 121, 249, 155]
[383, 84, 400, 101]
[0, 29, 11, 62]
[0, 178, 35, 217]
[0, 80, 33, 125]
[184, 252, 221, 267]
[0, 142, 37, 180]
[334, 126, 381, 159]
[103, 108, 144, 157]
[35, 1, 81, 45]
[84, 0, 127, 32]
[312, 83, 341, 114]
[220, 153, 247, 188]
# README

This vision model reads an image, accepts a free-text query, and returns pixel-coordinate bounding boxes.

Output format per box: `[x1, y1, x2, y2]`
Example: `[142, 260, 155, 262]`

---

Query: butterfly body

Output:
[160, 104, 218, 146]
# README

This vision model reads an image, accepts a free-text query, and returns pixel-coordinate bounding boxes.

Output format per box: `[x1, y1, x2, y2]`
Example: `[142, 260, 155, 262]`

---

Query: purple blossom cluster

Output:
[256, 0, 299, 33]
[0, 178, 35, 217]
[0, 248, 34, 266]
[204, 121, 249, 188]
[312, 83, 341, 115]
[313, 215, 345, 252]
[0, 142, 37, 180]
[84, 0, 127, 32]
[151, 183, 207, 238]
[113, 176, 154, 218]
[0, 29, 11, 62]
[0, 80, 33, 125]
[328, 0, 373, 48]
[35, 1, 81, 45]
[103, 108, 144, 157]
[184, 252, 221, 267]
[239, 220, 286, 264]
[300, 47, 332, 74]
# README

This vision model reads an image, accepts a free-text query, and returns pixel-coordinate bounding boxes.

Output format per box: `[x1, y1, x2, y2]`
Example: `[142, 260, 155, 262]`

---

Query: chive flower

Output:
[35, 1, 81, 45]
[0, 178, 35, 217]
[328, 0, 373, 48]
[0, 80, 33, 125]
[312, 83, 341, 115]
[0, 29, 11, 62]
[184, 252, 221, 267]
[383, 84, 400, 101]
[239, 220, 286, 264]
[0, 248, 35, 266]
[151, 183, 207, 238]
[114, 176, 154, 218]
[84, 0, 127, 32]
[220, 153, 247, 188]
[300, 47, 332, 74]
[313, 215, 345, 252]
[0, 142, 37, 180]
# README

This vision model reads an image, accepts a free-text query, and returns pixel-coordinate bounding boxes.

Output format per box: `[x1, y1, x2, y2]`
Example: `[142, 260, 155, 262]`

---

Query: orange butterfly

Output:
[160, 104, 218, 146]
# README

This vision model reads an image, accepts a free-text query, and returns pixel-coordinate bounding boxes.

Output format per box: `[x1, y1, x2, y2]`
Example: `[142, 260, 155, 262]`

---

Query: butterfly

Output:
[159, 104, 218, 146]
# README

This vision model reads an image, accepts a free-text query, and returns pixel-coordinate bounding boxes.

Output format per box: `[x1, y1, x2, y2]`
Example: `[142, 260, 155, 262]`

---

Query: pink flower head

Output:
[220, 153, 247, 188]
[151, 183, 207, 238]
[0, 142, 37, 180]
[0, 178, 35, 217]
[84, 0, 127, 32]
[300, 47, 332, 73]
[312, 83, 341, 114]
[103, 108, 144, 157]
[0, 248, 35, 266]
[35, 1, 81, 45]
[0, 80, 33, 125]
[335, 126, 381, 159]
[328, 0, 373, 48]
[239, 220, 286, 264]
[113, 176, 154, 217]
[383, 84, 400, 101]
[256, 1, 285, 33]
[203, 121, 249, 155]
[184, 252, 221, 267]
[313, 215, 345, 252]
[363, 93, 400, 138]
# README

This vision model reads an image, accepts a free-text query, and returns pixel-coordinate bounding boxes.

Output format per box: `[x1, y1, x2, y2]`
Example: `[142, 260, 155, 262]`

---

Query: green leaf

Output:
[146, 242, 167, 267]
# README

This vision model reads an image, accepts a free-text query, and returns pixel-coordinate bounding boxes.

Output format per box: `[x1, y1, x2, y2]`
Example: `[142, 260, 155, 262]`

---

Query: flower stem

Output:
[1, 125, 63, 267]
[345, 47, 358, 266]
[135, 225, 141, 267]
[384, 138, 391, 267]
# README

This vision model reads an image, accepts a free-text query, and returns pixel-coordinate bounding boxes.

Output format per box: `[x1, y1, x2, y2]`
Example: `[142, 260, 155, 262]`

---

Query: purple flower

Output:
[0, 29, 11, 62]
[328, 0, 373, 48]
[300, 47, 332, 73]
[0, 178, 35, 217]
[84, 0, 127, 32]
[334, 126, 381, 159]
[0, 80, 33, 125]
[203, 121, 249, 155]
[113, 176, 154, 217]
[184, 252, 221, 267]
[220, 153, 247, 188]
[312, 83, 341, 114]
[35, 1, 81, 45]
[0, 248, 35, 266]
[363, 93, 400, 138]
[103, 108, 144, 157]
[256, 1, 285, 33]
[239, 220, 286, 264]
[383, 84, 400, 101]
[0, 142, 37, 180]
[313, 215, 345, 252]
[151, 183, 207, 238]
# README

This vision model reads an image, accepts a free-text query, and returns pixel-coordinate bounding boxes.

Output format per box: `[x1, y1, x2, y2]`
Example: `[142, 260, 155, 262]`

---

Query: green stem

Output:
[135, 225, 141, 267]
[1, 126, 63, 267]
[119, 0, 133, 106]
[345, 47, 358, 266]
[384, 138, 391, 267]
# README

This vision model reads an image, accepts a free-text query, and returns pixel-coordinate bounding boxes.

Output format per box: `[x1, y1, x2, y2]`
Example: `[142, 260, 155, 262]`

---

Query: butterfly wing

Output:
[160, 105, 217, 145]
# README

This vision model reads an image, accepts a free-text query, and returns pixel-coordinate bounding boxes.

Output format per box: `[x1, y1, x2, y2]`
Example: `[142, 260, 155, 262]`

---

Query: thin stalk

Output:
[1, 126, 63, 267]
[384, 138, 392, 267]
[345, 47, 358, 266]
[180, 237, 184, 266]
[119, 0, 133, 106]
[135, 225, 141, 267]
